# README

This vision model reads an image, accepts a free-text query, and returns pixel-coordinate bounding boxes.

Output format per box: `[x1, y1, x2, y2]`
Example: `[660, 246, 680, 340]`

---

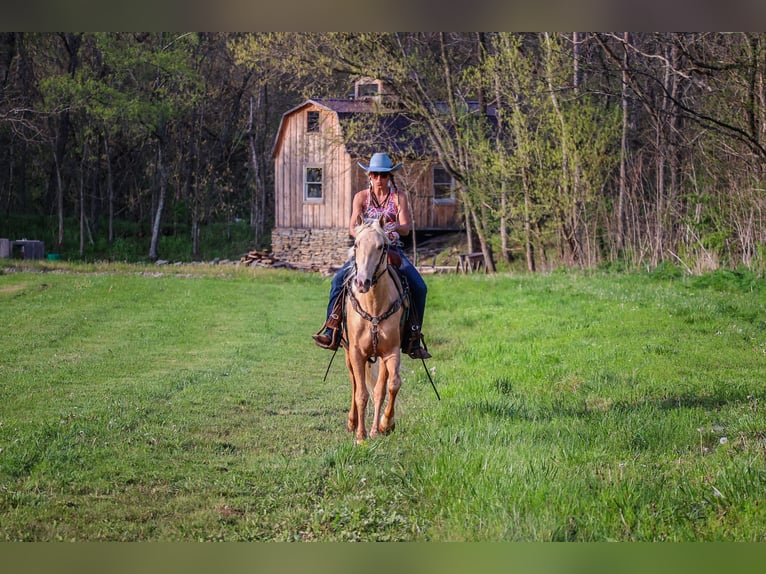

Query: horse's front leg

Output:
[345, 352, 357, 433]
[349, 353, 370, 443]
[369, 361, 388, 438]
[379, 352, 402, 435]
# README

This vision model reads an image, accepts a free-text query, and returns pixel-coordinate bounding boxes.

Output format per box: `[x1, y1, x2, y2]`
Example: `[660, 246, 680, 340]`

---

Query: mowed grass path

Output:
[1, 263, 766, 541]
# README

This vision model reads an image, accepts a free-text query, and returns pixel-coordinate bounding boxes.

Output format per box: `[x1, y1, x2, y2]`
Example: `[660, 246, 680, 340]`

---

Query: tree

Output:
[5, 32, 766, 273]
[233, 32, 504, 270]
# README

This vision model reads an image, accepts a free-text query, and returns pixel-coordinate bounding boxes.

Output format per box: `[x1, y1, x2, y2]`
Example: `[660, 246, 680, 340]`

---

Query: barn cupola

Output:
[353, 77, 398, 107]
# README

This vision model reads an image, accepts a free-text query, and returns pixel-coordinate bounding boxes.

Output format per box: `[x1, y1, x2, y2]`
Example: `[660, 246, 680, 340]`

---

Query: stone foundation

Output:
[271, 227, 352, 270]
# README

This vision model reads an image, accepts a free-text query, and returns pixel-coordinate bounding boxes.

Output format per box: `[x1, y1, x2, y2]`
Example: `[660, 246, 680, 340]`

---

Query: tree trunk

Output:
[463, 204, 475, 254]
[53, 33, 82, 252]
[543, 32, 583, 266]
[402, 181, 418, 265]
[79, 139, 86, 256]
[500, 184, 511, 264]
[104, 130, 114, 244]
[191, 105, 202, 260]
[52, 112, 70, 252]
[523, 174, 536, 272]
[617, 32, 630, 253]
[149, 144, 167, 261]
[493, 63, 512, 265]
[248, 92, 266, 246]
[473, 206, 496, 273]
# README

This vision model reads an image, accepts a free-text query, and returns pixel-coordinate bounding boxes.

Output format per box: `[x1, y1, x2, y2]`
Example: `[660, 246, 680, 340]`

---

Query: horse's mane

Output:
[356, 218, 392, 244]
[348, 218, 391, 260]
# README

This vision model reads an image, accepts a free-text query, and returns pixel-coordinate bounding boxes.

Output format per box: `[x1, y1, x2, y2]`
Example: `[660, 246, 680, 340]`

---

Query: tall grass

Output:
[1, 262, 765, 540]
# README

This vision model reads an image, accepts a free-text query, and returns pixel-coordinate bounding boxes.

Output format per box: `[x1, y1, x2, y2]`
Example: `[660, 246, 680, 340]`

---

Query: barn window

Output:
[433, 165, 455, 203]
[304, 166, 323, 201]
[357, 83, 379, 98]
[306, 111, 320, 132]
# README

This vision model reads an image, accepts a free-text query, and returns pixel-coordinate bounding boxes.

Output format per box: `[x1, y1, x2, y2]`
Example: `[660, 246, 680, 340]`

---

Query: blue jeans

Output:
[326, 248, 427, 327]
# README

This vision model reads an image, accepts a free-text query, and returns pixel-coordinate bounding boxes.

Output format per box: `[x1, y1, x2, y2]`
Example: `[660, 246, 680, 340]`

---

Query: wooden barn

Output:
[270, 78, 463, 270]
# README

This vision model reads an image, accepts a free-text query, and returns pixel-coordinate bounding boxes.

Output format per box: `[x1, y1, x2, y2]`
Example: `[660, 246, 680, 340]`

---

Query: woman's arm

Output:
[392, 191, 412, 237]
[348, 191, 366, 237]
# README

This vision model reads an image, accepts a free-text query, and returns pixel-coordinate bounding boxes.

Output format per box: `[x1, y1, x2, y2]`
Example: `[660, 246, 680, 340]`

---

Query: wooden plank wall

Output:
[274, 104, 461, 232]
[394, 163, 460, 231]
[275, 103, 355, 230]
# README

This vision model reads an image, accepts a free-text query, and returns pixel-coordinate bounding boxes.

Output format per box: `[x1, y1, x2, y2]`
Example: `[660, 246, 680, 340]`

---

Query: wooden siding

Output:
[393, 163, 460, 231]
[274, 102, 355, 230]
[273, 100, 462, 236]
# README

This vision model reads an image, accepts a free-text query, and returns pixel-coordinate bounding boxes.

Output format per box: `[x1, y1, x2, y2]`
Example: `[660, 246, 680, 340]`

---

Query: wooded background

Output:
[1, 32, 765, 272]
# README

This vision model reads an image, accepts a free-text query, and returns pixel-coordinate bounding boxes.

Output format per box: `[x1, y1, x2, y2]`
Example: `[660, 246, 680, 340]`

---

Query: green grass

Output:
[1, 262, 766, 541]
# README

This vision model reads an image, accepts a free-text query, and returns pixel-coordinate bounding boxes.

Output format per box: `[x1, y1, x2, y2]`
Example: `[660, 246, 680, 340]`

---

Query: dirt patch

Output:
[0, 284, 27, 295]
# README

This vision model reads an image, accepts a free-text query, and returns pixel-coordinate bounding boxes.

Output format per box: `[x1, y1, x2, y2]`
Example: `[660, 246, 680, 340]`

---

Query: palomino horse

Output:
[344, 216, 406, 443]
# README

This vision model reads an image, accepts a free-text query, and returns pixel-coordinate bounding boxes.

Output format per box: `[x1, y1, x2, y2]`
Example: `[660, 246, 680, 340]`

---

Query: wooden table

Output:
[456, 252, 484, 273]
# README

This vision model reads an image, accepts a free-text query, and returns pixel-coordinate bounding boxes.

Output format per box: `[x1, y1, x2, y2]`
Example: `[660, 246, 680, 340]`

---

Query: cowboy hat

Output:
[357, 152, 403, 173]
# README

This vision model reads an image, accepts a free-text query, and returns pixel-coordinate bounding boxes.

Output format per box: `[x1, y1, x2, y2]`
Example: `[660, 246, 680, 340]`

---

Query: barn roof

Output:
[271, 97, 496, 160]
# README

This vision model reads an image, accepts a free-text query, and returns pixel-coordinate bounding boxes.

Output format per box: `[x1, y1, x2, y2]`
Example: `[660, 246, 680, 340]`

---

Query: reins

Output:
[347, 224, 405, 361]
[352, 238, 389, 288]
[321, 223, 440, 400]
[347, 267, 404, 361]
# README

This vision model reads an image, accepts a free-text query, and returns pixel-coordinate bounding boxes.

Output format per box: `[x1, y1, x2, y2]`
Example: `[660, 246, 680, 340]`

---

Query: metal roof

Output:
[272, 97, 496, 160]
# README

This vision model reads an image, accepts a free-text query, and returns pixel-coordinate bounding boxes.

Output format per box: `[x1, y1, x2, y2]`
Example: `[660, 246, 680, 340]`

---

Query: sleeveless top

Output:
[363, 188, 401, 244]
[363, 188, 398, 223]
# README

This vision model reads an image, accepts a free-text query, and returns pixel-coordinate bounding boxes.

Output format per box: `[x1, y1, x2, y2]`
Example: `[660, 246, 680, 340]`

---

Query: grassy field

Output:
[1, 261, 766, 541]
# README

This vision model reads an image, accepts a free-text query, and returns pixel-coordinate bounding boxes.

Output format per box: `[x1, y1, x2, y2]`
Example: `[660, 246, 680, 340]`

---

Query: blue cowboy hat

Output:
[358, 152, 403, 173]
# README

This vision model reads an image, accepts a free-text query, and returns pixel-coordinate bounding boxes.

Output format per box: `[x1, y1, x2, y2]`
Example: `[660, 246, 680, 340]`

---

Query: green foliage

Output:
[0, 215, 258, 262]
[689, 267, 765, 293]
[8, 33, 766, 274]
[2, 266, 766, 540]
[651, 260, 685, 280]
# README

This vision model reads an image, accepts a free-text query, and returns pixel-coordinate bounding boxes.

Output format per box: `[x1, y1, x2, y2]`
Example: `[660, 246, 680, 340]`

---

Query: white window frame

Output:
[357, 83, 379, 98]
[433, 165, 456, 204]
[304, 165, 323, 202]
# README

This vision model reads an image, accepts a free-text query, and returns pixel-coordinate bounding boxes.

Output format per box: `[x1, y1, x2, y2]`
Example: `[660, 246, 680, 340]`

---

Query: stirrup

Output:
[313, 315, 342, 350]
[405, 325, 431, 359]
[313, 328, 341, 350]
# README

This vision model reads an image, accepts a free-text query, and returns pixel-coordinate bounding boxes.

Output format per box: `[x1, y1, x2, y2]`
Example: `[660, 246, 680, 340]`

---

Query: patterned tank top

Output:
[363, 188, 399, 224]
[363, 188, 401, 244]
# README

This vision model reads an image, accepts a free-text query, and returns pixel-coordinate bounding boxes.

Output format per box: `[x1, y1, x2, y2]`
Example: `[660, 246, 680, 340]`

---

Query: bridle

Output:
[347, 226, 405, 361]
[352, 234, 389, 288]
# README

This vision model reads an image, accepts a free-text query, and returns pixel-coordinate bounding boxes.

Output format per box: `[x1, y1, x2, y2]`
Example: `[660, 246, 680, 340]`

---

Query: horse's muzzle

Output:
[356, 277, 372, 293]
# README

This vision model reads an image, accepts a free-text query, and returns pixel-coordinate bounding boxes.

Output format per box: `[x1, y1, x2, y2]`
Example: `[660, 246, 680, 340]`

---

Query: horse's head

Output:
[351, 216, 391, 293]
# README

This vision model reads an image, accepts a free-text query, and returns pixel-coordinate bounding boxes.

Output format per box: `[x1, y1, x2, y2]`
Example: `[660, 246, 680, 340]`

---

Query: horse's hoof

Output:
[380, 419, 395, 434]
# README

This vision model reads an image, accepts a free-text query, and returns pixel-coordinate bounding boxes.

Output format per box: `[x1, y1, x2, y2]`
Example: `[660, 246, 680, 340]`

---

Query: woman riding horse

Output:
[313, 152, 431, 360]
[344, 217, 405, 441]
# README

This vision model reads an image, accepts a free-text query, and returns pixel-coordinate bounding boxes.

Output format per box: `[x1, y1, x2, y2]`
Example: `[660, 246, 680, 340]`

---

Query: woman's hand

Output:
[384, 222, 400, 242]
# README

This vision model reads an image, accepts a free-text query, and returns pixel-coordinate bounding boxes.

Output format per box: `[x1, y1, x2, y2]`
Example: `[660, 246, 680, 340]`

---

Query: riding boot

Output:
[312, 296, 344, 350]
[312, 325, 340, 350]
[405, 324, 432, 359]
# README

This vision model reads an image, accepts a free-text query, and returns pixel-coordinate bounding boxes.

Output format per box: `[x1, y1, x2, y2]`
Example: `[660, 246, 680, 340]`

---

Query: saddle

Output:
[315, 264, 428, 358]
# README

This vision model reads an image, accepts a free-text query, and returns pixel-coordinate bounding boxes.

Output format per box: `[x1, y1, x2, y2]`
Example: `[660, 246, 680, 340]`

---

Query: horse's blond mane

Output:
[349, 218, 391, 259]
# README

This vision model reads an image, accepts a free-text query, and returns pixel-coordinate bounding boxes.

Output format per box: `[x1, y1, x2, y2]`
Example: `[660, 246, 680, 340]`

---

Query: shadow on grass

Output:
[463, 376, 766, 423]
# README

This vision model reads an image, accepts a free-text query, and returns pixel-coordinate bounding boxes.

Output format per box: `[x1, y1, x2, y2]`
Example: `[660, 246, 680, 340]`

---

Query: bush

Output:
[650, 260, 684, 280]
[690, 267, 765, 294]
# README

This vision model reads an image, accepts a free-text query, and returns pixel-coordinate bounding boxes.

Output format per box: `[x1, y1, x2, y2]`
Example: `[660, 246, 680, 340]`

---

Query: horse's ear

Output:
[378, 214, 386, 229]
[354, 214, 363, 229]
